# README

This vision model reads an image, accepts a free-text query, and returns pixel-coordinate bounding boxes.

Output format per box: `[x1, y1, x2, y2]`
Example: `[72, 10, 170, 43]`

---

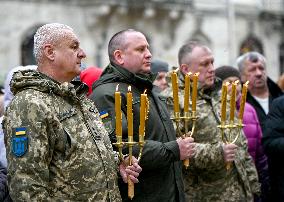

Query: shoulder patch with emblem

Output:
[99, 110, 109, 119]
[99, 110, 114, 134]
[12, 127, 28, 157]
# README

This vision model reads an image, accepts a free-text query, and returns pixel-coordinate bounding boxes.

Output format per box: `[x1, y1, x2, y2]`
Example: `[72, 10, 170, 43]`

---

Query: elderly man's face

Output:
[241, 59, 267, 91]
[53, 29, 86, 80]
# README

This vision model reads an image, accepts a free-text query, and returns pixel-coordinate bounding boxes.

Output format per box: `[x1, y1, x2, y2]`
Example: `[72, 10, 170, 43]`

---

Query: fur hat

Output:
[215, 65, 241, 81]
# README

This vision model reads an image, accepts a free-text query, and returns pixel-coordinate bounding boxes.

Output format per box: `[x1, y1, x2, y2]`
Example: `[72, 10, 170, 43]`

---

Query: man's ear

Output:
[180, 64, 190, 75]
[43, 44, 55, 61]
[113, 50, 123, 65]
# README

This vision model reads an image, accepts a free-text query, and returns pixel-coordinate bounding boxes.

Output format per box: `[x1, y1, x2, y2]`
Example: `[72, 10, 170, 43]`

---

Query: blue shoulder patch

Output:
[99, 110, 109, 119]
[12, 127, 28, 157]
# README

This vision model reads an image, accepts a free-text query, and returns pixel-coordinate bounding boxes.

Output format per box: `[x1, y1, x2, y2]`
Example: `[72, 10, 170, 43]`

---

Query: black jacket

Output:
[90, 63, 184, 202]
[0, 163, 11, 202]
[246, 77, 282, 132]
[262, 95, 284, 202]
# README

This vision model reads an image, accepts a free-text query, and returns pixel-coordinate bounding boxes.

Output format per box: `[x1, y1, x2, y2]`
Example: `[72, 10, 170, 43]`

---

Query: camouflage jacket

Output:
[2, 70, 121, 202]
[161, 72, 260, 202]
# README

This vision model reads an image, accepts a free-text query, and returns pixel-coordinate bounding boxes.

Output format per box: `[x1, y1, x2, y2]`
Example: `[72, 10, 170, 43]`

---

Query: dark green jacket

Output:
[90, 63, 184, 202]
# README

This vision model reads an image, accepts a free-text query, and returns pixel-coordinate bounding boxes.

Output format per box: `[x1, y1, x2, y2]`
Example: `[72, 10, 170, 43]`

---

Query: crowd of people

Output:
[0, 22, 283, 202]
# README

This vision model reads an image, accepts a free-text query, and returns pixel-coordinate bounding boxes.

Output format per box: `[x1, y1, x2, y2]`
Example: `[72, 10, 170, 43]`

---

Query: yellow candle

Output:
[221, 82, 229, 123]
[229, 80, 239, 122]
[239, 81, 249, 120]
[115, 84, 122, 137]
[191, 73, 199, 111]
[184, 72, 192, 113]
[171, 70, 180, 113]
[127, 86, 133, 137]
[139, 90, 147, 141]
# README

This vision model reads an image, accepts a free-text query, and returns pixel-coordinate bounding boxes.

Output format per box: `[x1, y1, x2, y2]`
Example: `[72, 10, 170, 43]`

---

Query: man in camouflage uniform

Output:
[161, 41, 260, 201]
[2, 23, 141, 201]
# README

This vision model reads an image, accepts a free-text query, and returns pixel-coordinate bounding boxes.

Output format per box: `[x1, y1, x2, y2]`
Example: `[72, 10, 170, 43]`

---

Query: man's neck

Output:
[250, 87, 269, 99]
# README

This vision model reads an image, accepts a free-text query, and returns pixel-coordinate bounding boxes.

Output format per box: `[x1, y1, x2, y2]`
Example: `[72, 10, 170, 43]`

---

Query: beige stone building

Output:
[0, 0, 283, 84]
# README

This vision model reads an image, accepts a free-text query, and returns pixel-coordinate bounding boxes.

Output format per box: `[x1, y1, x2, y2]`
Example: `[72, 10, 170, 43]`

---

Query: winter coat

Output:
[262, 95, 284, 202]
[0, 162, 10, 201]
[90, 63, 185, 202]
[246, 77, 282, 132]
[237, 101, 269, 201]
[2, 69, 121, 201]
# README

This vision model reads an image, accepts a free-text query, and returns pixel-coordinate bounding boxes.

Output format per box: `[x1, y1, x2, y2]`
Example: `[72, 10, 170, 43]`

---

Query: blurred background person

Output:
[237, 52, 283, 132]
[150, 59, 169, 93]
[216, 65, 269, 202]
[0, 86, 4, 117]
[4, 65, 37, 110]
[80, 66, 103, 96]
[277, 73, 284, 92]
[262, 94, 284, 202]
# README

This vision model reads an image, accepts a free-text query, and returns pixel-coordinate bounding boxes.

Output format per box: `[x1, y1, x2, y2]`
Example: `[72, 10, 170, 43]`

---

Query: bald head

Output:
[34, 23, 74, 64]
[108, 29, 141, 63]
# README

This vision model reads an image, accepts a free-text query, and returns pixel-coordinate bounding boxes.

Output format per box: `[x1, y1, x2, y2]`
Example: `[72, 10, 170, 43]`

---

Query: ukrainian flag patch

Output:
[15, 127, 27, 136]
[12, 127, 28, 157]
[99, 110, 109, 119]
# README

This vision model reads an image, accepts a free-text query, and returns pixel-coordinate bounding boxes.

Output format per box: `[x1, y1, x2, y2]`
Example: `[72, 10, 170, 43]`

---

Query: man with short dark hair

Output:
[90, 29, 196, 202]
[162, 41, 260, 201]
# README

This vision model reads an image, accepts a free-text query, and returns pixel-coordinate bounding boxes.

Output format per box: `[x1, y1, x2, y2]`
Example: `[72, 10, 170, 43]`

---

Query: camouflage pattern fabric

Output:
[161, 71, 260, 202]
[2, 70, 121, 201]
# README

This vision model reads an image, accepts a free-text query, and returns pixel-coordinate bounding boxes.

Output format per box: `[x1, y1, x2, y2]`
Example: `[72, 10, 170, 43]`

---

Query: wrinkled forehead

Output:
[245, 57, 265, 68]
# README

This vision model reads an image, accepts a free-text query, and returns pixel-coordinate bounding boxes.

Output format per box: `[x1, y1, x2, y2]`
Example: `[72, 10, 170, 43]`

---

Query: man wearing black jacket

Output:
[262, 95, 284, 202]
[237, 51, 282, 132]
[90, 29, 196, 202]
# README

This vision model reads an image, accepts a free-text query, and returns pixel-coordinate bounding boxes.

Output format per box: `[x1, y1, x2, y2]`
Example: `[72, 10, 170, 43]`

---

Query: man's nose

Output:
[255, 67, 263, 76]
[145, 49, 152, 59]
[208, 63, 215, 72]
[78, 48, 86, 59]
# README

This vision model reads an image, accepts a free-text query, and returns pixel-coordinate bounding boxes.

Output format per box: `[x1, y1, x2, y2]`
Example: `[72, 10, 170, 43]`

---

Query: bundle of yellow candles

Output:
[171, 70, 199, 116]
[220, 80, 249, 124]
[114, 85, 149, 199]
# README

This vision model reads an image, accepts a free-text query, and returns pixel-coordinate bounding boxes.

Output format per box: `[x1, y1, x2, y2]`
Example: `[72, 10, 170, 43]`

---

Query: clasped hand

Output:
[119, 156, 142, 183]
[222, 143, 238, 163]
[177, 132, 196, 160]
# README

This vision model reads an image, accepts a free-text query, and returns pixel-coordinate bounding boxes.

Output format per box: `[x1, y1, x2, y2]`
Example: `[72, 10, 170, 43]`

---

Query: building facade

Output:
[0, 0, 283, 84]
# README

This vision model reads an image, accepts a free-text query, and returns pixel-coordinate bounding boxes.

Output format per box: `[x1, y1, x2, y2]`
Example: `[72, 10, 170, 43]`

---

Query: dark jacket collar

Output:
[93, 63, 156, 91]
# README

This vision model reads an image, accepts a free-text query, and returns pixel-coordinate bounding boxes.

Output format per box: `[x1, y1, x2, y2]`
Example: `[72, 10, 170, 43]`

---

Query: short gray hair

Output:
[33, 23, 73, 63]
[178, 41, 206, 66]
[236, 52, 266, 73]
